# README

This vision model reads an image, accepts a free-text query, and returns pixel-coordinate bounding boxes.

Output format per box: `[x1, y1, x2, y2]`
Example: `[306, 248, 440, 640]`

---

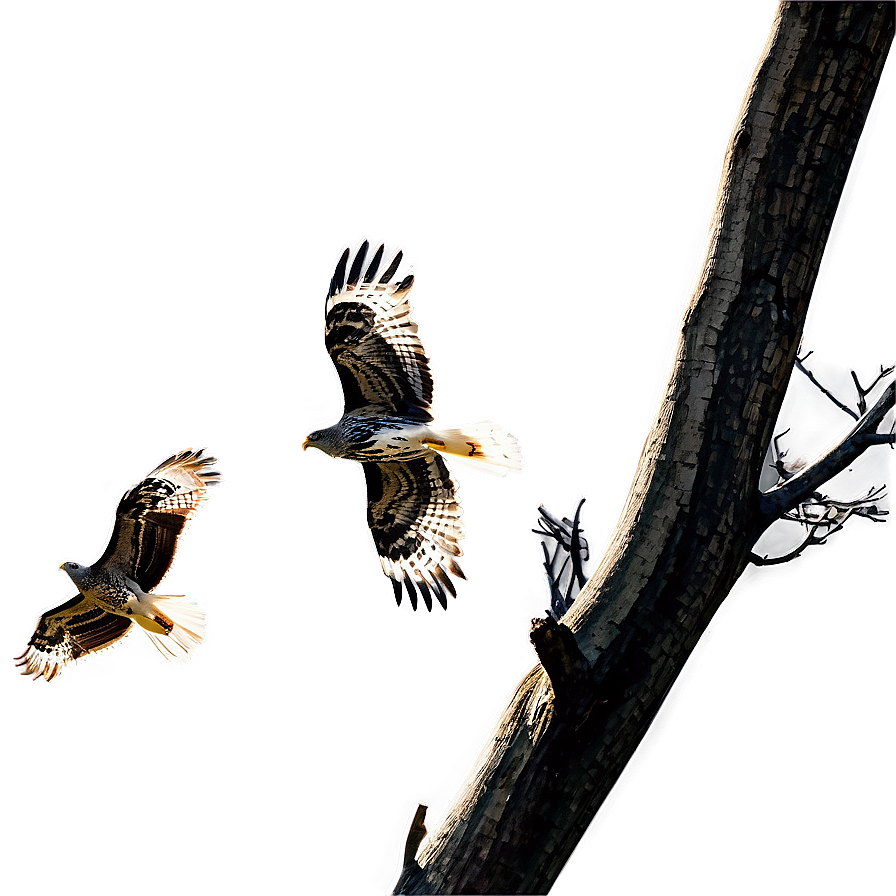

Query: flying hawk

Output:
[304, 242, 520, 611]
[15, 448, 220, 681]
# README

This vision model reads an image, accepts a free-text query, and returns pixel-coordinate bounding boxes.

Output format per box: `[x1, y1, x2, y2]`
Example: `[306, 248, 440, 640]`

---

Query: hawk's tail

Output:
[134, 597, 206, 664]
[423, 422, 522, 474]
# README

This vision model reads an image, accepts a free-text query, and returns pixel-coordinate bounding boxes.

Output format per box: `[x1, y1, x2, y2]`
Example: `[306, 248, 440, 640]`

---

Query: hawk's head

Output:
[302, 420, 345, 457]
[60, 561, 87, 588]
[303, 428, 339, 456]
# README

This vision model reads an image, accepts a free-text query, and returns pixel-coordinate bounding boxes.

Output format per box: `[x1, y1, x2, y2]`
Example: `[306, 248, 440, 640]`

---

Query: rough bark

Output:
[394, 4, 894, 894]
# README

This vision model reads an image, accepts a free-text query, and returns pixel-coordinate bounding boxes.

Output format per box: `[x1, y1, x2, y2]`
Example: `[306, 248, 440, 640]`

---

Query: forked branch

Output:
[754, 359, 891, 564]
[750, 486, 888, 565]
[796, 352, 859, 419]
[533, 500, 589, 619]
[760, 380, 895, 521]
[852, 366, 894, 414]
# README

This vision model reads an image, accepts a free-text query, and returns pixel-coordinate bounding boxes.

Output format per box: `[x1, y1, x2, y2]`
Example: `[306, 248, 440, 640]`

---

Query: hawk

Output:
[15, 448, 220, 681]
[304, 241, 520, 610]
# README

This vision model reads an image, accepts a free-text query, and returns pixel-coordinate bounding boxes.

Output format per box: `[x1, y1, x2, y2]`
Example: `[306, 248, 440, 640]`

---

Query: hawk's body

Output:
[16, 449, 219, 681]
[314, 411, 432, 462]
[305, 242, 520, 610]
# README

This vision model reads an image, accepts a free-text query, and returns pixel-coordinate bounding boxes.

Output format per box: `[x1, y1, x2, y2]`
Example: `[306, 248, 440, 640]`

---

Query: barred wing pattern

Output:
[96, 448, 220, 591]
[15, 595, 132, 682]
[364, 454, 466, 611]
[325, 241, 434, 421]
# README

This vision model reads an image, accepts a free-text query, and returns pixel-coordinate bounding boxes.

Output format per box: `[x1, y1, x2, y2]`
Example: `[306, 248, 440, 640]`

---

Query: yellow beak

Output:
[302, 437, 311, 451]
[59, 563, 65, 570]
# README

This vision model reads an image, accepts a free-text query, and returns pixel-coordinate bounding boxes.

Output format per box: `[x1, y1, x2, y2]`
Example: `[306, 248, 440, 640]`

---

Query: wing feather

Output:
[347, 240, 367, 287]
[95, 448, 220, 591]
[363, 455, 465, 610]
[325, 242, 433, 421]
[329, 248, 350, 299]
[364, 243, 385, 282]
[15, 596, 133, 681]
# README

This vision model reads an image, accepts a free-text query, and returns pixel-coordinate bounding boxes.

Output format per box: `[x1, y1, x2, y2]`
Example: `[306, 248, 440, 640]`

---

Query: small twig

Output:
[539, 541, 569, 620]
[533, 501, 590, 618]
[822, 484, 887, 510]
[568, 499, 588, 590]
[795, 353, 859, 420]
[768, 428, 807, 482]
[757, 480, 888, 564]
[756, 512, 866, 565]
[750, 526, 812, 566]
[851, 365, 894, 414]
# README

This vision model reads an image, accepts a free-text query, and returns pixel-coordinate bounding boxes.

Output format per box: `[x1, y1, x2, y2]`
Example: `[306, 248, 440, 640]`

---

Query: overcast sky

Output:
[1, 3, 892, 894]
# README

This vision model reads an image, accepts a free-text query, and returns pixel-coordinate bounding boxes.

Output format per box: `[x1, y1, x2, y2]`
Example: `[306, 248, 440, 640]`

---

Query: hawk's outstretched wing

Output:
[363, 454, 466, 611]
[325, 241, 434, 421]
[95, 448, 220, 591]
[15, 595, 133, 681]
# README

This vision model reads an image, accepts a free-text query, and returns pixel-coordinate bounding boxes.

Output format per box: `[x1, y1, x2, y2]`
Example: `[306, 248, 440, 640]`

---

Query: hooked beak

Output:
[302, 437, 311, 451]
[58, 563, 65, 571]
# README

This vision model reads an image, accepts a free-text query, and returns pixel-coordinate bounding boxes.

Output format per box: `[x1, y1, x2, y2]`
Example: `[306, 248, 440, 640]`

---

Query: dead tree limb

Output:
[760, 380, 894, 519]
[534, 501, 589, 618]
[851, 365, 894, 413]
[394, 5, 894, 893]
[795, 352, 860, 419]
[752, 372, 892, 564]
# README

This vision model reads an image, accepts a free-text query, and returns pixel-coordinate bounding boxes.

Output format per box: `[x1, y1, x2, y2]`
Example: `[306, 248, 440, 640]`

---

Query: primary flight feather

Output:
[15, 448, 220, 681]
[304, 242, 520, 610]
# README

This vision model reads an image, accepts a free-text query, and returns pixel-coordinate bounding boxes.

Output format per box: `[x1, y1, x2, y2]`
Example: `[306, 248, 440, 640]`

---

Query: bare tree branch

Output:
[768, 427, 806, 483]
[750, 523, 832, 565]
[851, 364, 894, 414]
[533, 500, 589, 618]
[760, 380, 895, 522]
[795, 352, 860, 419]
[759, 357, 891, 563]
[752, 483, 887, 565]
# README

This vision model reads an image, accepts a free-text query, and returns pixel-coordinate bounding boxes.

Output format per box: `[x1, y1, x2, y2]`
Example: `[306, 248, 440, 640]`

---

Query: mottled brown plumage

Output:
[305, 242, 520, 610]
[16, 449, 219, 681]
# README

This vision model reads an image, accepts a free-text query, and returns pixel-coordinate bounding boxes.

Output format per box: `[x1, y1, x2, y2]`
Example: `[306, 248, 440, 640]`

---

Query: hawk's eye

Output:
[71, 563, 79, 569]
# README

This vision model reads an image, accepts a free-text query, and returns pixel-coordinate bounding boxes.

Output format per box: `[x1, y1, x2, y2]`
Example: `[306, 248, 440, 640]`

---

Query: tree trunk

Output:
[394, 4, 894, 894]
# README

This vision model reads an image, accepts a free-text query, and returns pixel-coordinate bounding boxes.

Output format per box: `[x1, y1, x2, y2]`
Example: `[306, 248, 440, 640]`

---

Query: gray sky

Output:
[2, 3, 893, 894]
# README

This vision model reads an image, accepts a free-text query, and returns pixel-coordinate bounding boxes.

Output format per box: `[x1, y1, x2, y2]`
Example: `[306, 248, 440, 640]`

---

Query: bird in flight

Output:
[304, 241, 520, 611]
[16, 448, 220, 681]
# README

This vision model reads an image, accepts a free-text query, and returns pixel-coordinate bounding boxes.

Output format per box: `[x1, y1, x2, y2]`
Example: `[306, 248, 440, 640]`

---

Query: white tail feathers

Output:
[423, 422, 522, 474]
[134, 597, 206, 664]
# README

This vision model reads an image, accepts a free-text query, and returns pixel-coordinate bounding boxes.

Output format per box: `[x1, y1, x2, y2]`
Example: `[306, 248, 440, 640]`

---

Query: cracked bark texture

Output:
[394, 4, 894, 894]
